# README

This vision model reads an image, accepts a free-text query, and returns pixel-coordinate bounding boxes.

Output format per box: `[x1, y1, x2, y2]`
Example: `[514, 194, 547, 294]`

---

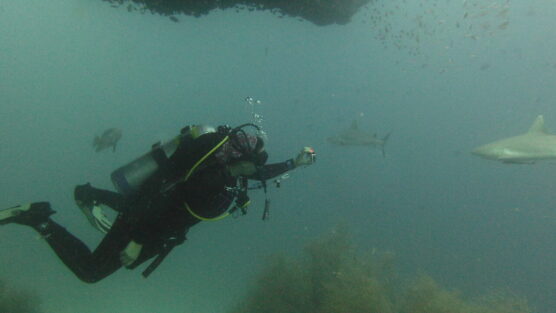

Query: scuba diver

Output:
[0, 124, 316, 283]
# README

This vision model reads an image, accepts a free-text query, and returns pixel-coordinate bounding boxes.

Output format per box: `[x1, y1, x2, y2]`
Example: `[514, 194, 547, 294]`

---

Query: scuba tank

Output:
[110, 125, 216, 196]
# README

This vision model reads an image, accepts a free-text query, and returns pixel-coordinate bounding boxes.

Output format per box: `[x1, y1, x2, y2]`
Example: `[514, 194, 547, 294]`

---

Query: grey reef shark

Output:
[327, 120, 391, 156]
[472, 115, 556, 164]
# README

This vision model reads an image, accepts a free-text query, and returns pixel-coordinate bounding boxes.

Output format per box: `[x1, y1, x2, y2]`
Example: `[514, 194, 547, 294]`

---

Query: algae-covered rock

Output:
[400, 274, 469, 313]
[232, 255, 313, 313]
[471, 290, 532, 313]
[229, 226, 532, 313]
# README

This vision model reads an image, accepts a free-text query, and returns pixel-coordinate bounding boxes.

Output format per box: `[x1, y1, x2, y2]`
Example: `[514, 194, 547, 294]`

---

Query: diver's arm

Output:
[252, 160, 296, 180]
[249, 147, 316, 180]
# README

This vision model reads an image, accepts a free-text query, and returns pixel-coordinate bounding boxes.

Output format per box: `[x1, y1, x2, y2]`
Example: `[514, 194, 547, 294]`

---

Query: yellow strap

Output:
[183, 135, 229, 182]
[182, 135, 231, 221]
[184, 201, 230, 221]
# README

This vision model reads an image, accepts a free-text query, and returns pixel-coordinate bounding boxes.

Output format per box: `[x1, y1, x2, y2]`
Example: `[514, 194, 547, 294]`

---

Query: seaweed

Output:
[399, 274, 469, 313]
[229, 226, 531, 313]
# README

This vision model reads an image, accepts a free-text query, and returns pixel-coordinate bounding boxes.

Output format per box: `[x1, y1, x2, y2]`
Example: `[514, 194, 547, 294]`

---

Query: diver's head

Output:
[231, 134, 267, 166]
[214, 129, 268, 167]
[226, 137, 267, 177]
[250, 136, 268, 166]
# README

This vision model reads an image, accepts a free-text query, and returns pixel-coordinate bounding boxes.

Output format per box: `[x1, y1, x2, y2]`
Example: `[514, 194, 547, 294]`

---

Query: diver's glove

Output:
[294, 147, 316, 167]
[120, 240, 143, 268]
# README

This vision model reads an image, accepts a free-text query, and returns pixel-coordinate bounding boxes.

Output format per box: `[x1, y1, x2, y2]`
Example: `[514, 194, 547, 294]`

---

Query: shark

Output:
[93, 128, 122, 152]
[471, 115, 556, 164]
[327, 120, 391, 156]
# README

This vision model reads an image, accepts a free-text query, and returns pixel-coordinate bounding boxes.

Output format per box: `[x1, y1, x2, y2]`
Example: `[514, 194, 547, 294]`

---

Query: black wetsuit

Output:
[41, 132, 295, 283]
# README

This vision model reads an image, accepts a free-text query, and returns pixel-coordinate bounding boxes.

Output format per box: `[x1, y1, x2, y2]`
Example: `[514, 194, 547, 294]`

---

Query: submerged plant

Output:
[229, 226, 531, 313]
[0, 279, 42, 313]
[471, 290, 532, 313]
[399, 274, 469, 313]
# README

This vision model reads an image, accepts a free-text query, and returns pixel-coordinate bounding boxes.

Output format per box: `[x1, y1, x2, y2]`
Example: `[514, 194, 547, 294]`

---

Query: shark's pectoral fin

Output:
[382, 132, 392, 143]
[502, 159, 535, 165]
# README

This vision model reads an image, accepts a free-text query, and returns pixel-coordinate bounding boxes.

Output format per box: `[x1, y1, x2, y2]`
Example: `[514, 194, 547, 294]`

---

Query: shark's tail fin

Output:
[381, 132, 392, 157]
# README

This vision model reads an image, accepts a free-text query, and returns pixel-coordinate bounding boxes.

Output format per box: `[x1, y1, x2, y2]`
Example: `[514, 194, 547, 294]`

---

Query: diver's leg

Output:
[40, 220, 124, 283]
[42, 216, 133, 283]
[1, 202, 126, 283]
[74, 183, 126, 212]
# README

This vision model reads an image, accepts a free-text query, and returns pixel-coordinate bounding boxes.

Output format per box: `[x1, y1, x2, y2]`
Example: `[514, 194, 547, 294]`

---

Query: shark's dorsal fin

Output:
[350, 120, 359, 130]
[527, 115, 547, 134]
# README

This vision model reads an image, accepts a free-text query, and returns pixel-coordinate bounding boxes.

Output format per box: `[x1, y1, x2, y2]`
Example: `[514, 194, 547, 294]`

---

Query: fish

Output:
[93, 128, 122, 152]
[471, 115, 556, 164]
[327, 120, 391, 157]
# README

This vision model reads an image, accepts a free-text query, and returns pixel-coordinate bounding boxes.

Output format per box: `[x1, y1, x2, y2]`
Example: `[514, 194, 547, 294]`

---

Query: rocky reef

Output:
[102, 0, 371, 25]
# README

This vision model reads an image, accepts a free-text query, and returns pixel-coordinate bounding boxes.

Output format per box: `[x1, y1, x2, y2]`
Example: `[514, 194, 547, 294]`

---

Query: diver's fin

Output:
[0, 203, 55, 226]
[0, 204, 28, 224]
[78, 204, 112, 234]
[91, 205, 113, 233]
